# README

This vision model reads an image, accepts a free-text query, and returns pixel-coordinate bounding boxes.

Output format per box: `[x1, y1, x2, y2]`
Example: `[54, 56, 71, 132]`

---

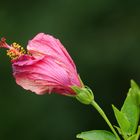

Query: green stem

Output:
[91, 100, 120, 140]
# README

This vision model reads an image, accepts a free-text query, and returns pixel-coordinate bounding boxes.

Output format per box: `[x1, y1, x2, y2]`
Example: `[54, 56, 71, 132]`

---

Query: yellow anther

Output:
[6, 42, 27, 60]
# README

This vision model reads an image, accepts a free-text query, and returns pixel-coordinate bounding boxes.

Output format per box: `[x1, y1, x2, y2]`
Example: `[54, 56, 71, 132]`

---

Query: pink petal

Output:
[27, 33, 76, 69]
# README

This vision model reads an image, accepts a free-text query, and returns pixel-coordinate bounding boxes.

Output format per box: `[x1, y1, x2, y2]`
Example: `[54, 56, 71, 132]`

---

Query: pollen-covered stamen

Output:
[7, 42, 27, 60]
[0, 37, 27, 60]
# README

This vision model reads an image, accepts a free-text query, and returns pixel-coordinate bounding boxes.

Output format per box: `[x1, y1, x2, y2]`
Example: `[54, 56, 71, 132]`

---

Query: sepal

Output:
[71, 86, 94, 105]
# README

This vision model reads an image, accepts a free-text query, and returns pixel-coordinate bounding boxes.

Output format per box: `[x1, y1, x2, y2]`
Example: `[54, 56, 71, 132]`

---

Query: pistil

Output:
[0, 38, 27, 60]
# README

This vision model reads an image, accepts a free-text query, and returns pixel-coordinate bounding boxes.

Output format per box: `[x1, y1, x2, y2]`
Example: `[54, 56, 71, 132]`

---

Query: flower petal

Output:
[27, 33, 76, 69]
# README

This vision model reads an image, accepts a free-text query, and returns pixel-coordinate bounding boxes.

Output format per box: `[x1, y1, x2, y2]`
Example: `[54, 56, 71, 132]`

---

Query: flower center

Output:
[0, 37, 27, 60]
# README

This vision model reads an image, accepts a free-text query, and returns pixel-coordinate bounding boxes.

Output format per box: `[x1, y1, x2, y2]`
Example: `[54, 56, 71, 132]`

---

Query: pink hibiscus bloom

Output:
[0, 33, 83, 95]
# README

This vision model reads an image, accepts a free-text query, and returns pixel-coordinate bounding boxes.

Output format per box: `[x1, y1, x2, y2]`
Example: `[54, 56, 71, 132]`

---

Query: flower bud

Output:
[72, 86, 94, 105]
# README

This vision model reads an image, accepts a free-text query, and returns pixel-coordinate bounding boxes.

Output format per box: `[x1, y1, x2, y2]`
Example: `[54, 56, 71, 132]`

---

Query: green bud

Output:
[71, 86, 94, 105]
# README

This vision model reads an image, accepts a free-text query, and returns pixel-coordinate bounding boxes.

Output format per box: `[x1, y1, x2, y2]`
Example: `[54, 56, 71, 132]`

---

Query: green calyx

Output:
[71, 86, 94, 105]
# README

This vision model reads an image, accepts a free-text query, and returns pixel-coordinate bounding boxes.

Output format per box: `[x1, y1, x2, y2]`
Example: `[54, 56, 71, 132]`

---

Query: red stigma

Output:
[0, 37, 6, 48]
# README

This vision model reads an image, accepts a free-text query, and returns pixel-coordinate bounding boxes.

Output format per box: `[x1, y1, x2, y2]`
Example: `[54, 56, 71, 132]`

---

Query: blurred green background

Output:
[0, 0, 140, 139]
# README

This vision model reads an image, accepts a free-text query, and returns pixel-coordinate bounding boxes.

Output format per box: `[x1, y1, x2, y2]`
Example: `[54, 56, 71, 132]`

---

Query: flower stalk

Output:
[73, 86, 120, 139]
[91, 100, 121, 140]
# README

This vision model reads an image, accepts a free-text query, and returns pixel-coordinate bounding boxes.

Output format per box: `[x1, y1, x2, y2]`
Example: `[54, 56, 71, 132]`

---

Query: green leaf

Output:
[127, 135, 138, 140]
[121, 80, 140, 135]
[127, 126, 140, 140]
[112, 105, 130, 135]
[76, 130, 117, 140]
[130, 80, 140, 105]
[112, 80, 140, 138]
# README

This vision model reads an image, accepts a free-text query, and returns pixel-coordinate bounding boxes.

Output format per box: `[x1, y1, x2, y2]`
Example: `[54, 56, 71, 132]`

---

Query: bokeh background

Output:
[0, 0, 140, 139]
